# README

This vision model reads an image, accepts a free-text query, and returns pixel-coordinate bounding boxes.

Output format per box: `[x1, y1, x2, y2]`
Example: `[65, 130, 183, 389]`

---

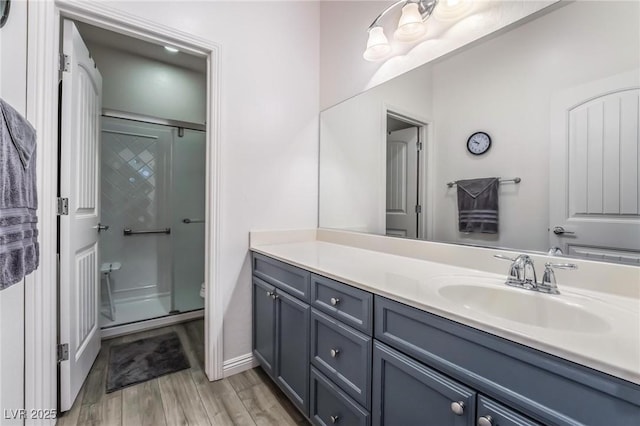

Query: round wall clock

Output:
[467, 131, 491, 155]
[0, 1, 10, 29]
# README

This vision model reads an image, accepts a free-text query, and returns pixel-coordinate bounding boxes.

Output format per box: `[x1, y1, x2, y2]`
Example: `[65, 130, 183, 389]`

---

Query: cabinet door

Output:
[276, 289, 311, 416]
[373, 341, 476, 426]
[253, 277, 276, 377]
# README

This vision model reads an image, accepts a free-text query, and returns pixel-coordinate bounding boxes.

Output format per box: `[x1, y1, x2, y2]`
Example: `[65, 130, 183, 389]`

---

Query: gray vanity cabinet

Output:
[251, 254, 311, 416]
[372, 341, 476, 426]
[252, 252, 640, 426]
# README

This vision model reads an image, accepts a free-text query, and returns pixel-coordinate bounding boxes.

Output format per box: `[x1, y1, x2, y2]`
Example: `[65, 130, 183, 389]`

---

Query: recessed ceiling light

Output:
[164, 46, 179, 53]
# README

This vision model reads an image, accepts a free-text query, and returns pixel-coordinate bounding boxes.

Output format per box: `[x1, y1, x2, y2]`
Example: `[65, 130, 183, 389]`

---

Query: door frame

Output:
[25, 0, 223, 417]
[382, 104, 433, 239]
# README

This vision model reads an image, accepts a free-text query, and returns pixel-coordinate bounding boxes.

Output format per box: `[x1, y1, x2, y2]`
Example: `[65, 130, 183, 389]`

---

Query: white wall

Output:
[431, 0, 640, 251]
[106, 1, 320, 362]
[88, 44, 207, 124]
[0, 0, 27, 423]
[319, 0, 556, 110]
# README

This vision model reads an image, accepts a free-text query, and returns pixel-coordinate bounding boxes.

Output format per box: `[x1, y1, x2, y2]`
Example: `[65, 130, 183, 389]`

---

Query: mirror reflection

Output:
[319, 1, 640, 265]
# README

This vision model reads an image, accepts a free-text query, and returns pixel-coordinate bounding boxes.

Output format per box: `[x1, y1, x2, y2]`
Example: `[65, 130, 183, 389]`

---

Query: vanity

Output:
[250, 230, 640, 426]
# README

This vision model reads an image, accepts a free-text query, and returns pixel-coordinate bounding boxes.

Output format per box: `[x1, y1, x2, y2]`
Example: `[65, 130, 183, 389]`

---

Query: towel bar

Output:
[123, 227, 171, 236]
[182, 218, 205, 224]
[447, 177, 521, 188]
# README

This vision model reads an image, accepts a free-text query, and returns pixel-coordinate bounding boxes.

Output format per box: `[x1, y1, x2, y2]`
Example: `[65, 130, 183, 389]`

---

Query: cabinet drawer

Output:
[311, 274, 373, 334]
[252, 253, 310, 302]
[311, 309, 372, 409]
[310, 366, 370, 426]
[477, 396, 541, 426]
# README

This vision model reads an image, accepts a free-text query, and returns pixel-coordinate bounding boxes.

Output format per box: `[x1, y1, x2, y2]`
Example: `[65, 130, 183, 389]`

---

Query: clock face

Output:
[467, 132, 491, 155]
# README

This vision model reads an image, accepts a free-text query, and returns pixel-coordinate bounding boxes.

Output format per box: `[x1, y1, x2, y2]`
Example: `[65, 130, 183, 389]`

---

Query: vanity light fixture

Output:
[364, 0, 439, 61]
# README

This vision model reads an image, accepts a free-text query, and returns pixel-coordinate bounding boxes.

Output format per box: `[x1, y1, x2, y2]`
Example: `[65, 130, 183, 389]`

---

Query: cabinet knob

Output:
[330, 297, 340, 306]
[330, 348, 340, 358]
[330, 415, 339, 424]
[450, 401, 465, 416]
[266, 291, 274, 298]
[477, 415, 493, 426]
[272, 294, 278, 300]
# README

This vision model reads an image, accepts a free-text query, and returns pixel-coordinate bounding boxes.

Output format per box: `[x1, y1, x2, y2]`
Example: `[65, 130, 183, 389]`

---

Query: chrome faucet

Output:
[494, 254, 577, 295]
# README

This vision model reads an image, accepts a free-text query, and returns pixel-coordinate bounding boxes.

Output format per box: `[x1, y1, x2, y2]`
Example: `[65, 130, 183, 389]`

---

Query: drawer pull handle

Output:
[330, 415, 340, 424]
[477, 416, 493, 426]
[330, 348, 340, 358]
[450, 401, 465, 416]
[330, 297, 340, 306]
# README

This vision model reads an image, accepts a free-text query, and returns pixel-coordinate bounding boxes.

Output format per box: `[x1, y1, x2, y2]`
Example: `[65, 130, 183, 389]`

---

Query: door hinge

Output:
[417, 141, 423, 151]
[59, 54, 70, 72]
[415, 205, 422, 214]
[57, 344, 69, 362]
[57, 198, 69, 216]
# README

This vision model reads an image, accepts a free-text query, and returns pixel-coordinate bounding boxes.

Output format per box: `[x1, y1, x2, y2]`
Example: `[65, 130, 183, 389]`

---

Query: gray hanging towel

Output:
[456, 177, 499, 234]
[0, 98, 39, 290]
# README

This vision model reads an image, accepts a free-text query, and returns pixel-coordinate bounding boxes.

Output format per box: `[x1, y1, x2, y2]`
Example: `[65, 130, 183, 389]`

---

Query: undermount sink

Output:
[437, 283, 611, 333]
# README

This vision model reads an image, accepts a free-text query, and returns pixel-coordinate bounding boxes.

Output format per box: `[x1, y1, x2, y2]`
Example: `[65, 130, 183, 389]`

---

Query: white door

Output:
[550, 70, 640, 264]
[59, 20, 103, 411]
[386, 127, 419, 238]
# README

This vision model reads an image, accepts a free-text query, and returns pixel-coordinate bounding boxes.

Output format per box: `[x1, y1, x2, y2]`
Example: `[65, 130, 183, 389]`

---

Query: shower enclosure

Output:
[99, 115, 205, 328]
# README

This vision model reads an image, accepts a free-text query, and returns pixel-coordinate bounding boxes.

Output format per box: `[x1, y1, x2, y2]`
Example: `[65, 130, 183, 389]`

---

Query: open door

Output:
[59, 20, 103, 411]
[549, 70, 640, 264]
[386, 127, 420, 238]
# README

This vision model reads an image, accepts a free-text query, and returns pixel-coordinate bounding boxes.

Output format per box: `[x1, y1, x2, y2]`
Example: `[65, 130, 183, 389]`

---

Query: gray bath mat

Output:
[106, 331, 190, 393]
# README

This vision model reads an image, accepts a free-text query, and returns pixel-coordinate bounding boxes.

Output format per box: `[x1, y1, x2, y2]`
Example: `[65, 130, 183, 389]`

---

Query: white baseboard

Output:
[223, 353, 258, 378]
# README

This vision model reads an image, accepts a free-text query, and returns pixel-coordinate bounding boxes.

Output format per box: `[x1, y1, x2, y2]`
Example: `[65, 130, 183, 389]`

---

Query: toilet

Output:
[100, 262, 121, 321]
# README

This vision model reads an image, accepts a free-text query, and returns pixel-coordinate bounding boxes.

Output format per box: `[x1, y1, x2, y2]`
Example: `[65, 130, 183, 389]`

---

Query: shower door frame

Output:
[25, 0, 224, 416]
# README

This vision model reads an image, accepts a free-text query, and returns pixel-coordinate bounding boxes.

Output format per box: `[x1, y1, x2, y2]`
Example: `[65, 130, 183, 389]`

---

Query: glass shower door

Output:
[171, 128, 206, 313]
[100, 117, 173, 327]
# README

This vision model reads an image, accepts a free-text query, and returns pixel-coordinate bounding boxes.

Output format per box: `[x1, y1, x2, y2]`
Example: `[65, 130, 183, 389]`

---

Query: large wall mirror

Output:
[319, 1, 640, 265]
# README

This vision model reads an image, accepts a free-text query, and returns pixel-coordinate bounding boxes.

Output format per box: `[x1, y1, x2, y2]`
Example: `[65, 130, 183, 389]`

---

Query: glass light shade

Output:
[433, 0, 473, 21]
[394, 3, 426, 42]
[363, 26, 391, 61]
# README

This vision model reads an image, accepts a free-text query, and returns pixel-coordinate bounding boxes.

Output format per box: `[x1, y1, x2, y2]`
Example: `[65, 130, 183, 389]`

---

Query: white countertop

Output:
[251, 238, 640, 385]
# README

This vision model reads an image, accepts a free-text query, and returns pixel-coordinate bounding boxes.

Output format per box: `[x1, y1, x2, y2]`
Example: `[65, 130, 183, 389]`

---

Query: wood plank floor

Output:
[57, 319, 309, 426]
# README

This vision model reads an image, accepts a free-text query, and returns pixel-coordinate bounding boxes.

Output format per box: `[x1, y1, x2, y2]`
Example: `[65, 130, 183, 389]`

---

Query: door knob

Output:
[93, 223, 109, 233]
[450, 401, 465, 416]
[552, 226, 575, 235]
[477, 415, 493, 426]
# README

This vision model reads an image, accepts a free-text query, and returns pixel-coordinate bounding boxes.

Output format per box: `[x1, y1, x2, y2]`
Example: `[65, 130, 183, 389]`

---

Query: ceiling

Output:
[75, 21, 207, 74]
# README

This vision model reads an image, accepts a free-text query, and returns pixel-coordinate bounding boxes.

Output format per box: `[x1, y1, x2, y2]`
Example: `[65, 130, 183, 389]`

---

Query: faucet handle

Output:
[545, 262, 578, 270]
[494, 254, 522, 281]
[540, 262, 577, 294]
[493, 254, 516, 262]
